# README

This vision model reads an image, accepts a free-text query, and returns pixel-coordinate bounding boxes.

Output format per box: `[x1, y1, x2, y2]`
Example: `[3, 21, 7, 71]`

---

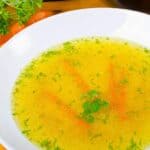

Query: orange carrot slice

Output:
[0, 33, 12, 46]
[62, 59, 90, 93]
[43, 90, 90, 129]
[108, 62, 127, 120]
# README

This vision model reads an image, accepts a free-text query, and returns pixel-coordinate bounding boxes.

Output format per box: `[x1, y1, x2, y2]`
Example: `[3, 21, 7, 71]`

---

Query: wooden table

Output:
[0, 0, 117, 149]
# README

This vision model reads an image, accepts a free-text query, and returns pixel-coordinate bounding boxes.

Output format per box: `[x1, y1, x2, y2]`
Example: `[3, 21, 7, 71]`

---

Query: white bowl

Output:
[0, 8, 150, 150]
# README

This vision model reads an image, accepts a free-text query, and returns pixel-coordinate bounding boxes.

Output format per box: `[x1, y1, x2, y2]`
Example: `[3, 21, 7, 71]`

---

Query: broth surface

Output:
[12, 38, 150, 150]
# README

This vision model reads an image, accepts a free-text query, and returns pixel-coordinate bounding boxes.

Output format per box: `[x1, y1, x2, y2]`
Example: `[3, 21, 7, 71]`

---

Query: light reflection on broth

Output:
[12, 37, 150, 150]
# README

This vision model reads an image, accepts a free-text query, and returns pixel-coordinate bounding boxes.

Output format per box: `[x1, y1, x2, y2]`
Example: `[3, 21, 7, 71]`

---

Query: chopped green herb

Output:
[40, 139, 51, 150]
[81, 91, 109, 123]
[136, 88, 144, 94]
[110, 54, 116, 59]
[43, 50, 60, 58]
[12, 112, 18, 116]
[83, 114, 94, 123]
[0, 8, 10, 35]
[120, 78, 128, 85]
[142, 67, 147, 74]
[63, 42, 74, 50]
[54, 146, 62, 150]
[144, 48, 149, 53]
[63, 42, 78, 54]
[22, 129, 30, 136]
[36, 72, 46, 79]
[82, 89, 99, 100]
[24, 118, 29, 127]
[32, 90, 36, 94]
[126, 138, 142, 150]
[108, 143, 114, 150]
[90, 133, 102, 141]
[22, 72, 33, 78]
[83, 100, 98, 114]
[40, 139, 62, 150]
[52, 72, 62, 82]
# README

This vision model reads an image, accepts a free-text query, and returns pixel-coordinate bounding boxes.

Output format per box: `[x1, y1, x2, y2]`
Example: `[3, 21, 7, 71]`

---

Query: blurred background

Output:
[0, 0, 150, 46]
[42, 0, 150, 13]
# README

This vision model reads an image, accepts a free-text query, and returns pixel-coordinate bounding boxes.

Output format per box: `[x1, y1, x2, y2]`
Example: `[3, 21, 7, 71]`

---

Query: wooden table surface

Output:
[0, 0, 117, 149]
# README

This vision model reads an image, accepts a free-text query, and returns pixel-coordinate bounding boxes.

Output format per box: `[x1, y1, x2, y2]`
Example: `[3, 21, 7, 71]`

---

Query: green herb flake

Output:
[144, 48, 150, 53]
[36, 72, 47, 79]
[90, 133, 102, 141]
[81, 90, 109, 123]
[14, 0, 43, 24]
[126, 138, 142, 150]
[24, 118, 29, 127]
[0, 8, 10, 35]
[22, 129, 30, 136]
[108, 143, 114, 150]
[43, 50, 60, 58]
[82, 89, 99, 100]
[54, 146, 62, 150]
[136, 88, 144, 94]
[120, 78, 129, 85]
[63, 42, 76, 54]
[40, 139, 51, 149]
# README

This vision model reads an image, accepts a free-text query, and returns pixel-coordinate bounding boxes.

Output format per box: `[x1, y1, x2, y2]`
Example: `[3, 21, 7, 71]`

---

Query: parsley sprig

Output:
[81, 90, 109, 123]
[0, 0, 43, 35]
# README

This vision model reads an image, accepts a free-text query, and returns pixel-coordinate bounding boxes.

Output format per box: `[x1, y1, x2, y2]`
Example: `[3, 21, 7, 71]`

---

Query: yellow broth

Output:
[12, 37, 150, 150]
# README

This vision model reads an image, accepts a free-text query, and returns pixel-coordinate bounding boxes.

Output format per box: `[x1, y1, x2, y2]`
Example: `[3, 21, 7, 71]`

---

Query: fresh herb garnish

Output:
[40, 139, 62, 150]
[82, 89, 99, 100]
[40, 139, 51, 150]
[22, 129, 30, 136]
[81, 90, 109, 123]
[0, 6, 10, 35]
[126, 138, 142, 150]
[0, 0, 43, 35]
[120, 78, 128, 85]
[36, 72, 46, 79]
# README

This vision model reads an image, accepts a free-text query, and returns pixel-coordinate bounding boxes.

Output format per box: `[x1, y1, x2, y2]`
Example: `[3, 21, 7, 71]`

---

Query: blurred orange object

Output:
[10, 23, 26, 35]
[0, 10, 54, 46]
[27, 11, 54, 25]
[0, 145, 6, 150]
[0, 33, 12, 46]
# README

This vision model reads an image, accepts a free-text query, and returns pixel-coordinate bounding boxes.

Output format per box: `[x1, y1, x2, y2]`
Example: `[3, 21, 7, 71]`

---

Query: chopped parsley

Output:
[120, 78, 129, 85]
[81, 90, 109, 123]
[36, 72, 47, 79]
[40, 139, 62, 150]
[126, 138, 142, 150]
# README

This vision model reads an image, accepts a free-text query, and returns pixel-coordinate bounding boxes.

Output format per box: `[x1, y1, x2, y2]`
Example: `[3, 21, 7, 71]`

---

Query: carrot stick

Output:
[43, 90, 90, 129]
[108, 62, 127, 120]
[0, 23, 26, 46]
[0, 145, 6, 150]
[27, 11, 54, 25]
[62, 59, 90, 93]
[10, 23, 26, 35]
[0, 33, 12, 46]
